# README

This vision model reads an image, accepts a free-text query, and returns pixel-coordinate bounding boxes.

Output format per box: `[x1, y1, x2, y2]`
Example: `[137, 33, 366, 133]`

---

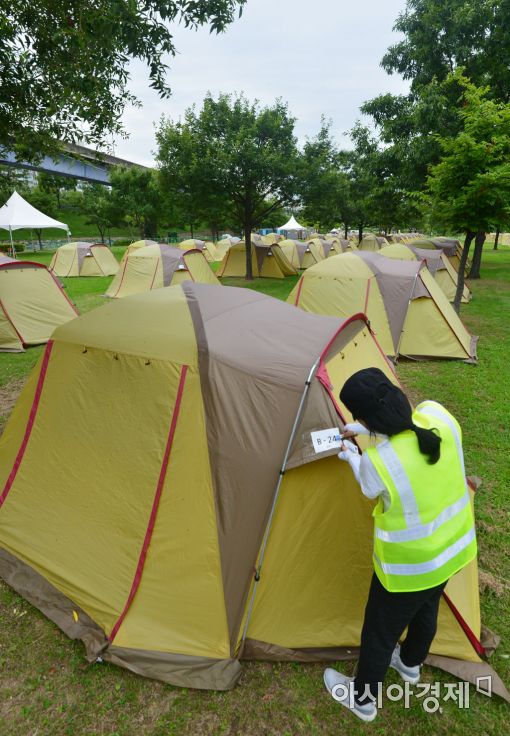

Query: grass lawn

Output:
[0, 247, 509, 735]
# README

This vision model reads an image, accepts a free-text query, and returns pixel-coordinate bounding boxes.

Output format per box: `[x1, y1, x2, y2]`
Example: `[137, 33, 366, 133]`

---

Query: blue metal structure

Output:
[0, 143, 148, 185]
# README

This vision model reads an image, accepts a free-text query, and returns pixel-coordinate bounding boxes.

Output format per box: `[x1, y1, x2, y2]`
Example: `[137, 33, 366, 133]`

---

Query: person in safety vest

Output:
[323, 367, 477, 723]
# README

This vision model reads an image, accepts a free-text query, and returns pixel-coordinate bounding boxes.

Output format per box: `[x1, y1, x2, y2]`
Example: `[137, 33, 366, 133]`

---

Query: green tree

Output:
[362, 0, 510, 206]
[0, 166, 28, 205]
[301, 119, 352, 233]
[80, 184, 117, 243]
[1, 0, 245, 159]
[157, 94, 302, 278]
[425, 75, 510, 311]
[24, 187, 59, 248]
[383, 0, 508, 100]
[109, 167, 165, 239]
[38, 172, 76, 208]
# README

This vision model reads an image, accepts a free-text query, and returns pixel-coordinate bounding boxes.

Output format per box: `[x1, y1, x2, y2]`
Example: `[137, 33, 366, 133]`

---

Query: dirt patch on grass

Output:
[0, 378, 25, 433]
[479, 570, 510, 597]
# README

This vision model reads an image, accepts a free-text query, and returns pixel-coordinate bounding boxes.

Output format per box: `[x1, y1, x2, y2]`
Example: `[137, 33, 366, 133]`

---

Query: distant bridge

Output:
[0, 142, 149, 185]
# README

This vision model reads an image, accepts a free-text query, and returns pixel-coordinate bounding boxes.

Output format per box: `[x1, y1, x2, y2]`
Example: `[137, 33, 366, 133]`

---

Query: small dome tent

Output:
[380, 243, 471, 303]
[105, 244, 219, 298]
[0, 282, 504, 698]
[0, 254, 78, 351]
[50, 243, 119, 277]
[358, 233, 387, 251]
[120, 240, 158, 264]
[288, 251, 477, 362]
[217, 242, 298, 278]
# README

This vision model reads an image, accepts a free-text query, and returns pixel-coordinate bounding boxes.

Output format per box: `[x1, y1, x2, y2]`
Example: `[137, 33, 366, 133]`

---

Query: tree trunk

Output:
[245, 218, 253, 280]
[190, 222, 194, 238]
[35, 229, 42, 249]
[98, 226, 106, 243]
[493, 225, 500, 251]
[453, 231, 474, 314]
[344, 223, 348, 239]
[358, 224, 363, 246]
[467, 230, 485, 279]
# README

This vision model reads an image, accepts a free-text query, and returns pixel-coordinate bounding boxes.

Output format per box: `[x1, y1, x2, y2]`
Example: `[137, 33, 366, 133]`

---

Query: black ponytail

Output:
[410, 425, 441, 465]
[340, 368, 442, 464]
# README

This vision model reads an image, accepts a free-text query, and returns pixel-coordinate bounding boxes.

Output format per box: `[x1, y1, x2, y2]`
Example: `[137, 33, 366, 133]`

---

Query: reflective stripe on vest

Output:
[375, 490, 470, 543]
[374, 442, 421, 528]
[374, 526, 476, 575]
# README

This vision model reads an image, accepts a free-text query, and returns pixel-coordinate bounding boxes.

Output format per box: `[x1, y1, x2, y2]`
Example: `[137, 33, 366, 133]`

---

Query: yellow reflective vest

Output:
[366, 401, 477, 592]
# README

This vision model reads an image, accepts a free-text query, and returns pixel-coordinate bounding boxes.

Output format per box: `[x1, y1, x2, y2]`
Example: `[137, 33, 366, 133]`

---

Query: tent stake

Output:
[239, 357, 320, 652]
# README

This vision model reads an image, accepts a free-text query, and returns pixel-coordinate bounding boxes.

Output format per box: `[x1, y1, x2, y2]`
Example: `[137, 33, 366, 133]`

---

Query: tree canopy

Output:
[157, 93, 301, 278]
[1, 0, 246, 160]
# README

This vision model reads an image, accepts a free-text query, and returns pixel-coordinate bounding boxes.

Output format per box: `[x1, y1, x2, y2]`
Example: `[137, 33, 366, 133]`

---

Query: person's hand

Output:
[340, 429, 358, 441]
[337, 439, 359, 461]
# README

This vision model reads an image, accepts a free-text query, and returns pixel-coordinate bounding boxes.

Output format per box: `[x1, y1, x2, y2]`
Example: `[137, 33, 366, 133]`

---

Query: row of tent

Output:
[0, 243, 219, 351]
[0, 236, 476, 362]
[0, 280, 507, 699]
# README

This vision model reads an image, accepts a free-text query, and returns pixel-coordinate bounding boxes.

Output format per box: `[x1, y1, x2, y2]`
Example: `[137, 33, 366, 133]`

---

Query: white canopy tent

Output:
[278, 215, 306, 233]
[0, 191, 70, 253]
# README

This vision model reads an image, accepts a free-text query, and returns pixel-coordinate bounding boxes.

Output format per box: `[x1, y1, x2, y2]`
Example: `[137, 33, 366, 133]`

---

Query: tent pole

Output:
[394, 270, 420, 361]
[238, 357, 321, 652]
[9, 228, 15, 259]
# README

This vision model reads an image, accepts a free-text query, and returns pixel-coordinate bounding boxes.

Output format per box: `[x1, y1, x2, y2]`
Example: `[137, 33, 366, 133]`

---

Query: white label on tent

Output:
[311, 428, 342, 454]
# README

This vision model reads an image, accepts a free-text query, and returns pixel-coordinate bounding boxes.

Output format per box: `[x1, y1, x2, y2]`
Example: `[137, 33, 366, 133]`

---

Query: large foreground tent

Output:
[288, 252, 478, 362]
[380, 242, 471, 303]
[50, 242, 119, 277]
[0, 191, 69, 250]
[0, 282, 506, 699]
[105, 244, 218, 298]
[218, 241, 297, 278]
[0, 255, 78, 351]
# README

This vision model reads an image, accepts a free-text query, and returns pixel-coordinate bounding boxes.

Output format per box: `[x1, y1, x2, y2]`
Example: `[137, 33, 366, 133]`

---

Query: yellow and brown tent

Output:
[49, 242, 119, 277]
[105, 244, 218, 298]
[288, 251, 478, 362]
[380, 243, 472, 303]
[358, 233, 388, 251]
[176, 239, 218, 263]
[119, 240, 158, 265]
[217, 241, 297, 278]
[279, 239, 324, 269]
[0, 282, 506, 698]
[411, 237, 470, 276]
[0, 255, 78, 351]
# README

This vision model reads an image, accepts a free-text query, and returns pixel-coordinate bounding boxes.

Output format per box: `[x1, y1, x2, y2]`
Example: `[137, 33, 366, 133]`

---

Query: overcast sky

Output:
[113, 0, 410, 166]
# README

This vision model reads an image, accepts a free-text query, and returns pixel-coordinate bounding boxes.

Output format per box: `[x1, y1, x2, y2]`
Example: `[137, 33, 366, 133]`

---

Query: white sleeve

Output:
[358, 453, 387, 500]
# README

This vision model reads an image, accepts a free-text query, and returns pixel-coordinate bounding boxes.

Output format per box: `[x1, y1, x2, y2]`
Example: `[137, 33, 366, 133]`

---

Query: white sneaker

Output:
[389, 644, 421, 684]
[323, 668, 377, 722]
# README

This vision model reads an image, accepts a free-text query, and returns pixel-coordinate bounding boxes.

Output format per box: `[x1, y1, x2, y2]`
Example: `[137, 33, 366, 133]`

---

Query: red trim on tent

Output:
[108, 364, 189, 644]
[46, 269, 80, 315]
[294, 276, 305, 306]
[0, 298, 26, 346]
[0, 340, 54, 509]
[110, 256, 129, 298]
[149, 258, 160, 290]
[442, 590, 486, 657]
[0, 260, 46, 270]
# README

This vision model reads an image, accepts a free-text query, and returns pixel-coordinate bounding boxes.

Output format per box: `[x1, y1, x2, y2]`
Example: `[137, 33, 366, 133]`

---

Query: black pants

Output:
[353, 573, 447, 705]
